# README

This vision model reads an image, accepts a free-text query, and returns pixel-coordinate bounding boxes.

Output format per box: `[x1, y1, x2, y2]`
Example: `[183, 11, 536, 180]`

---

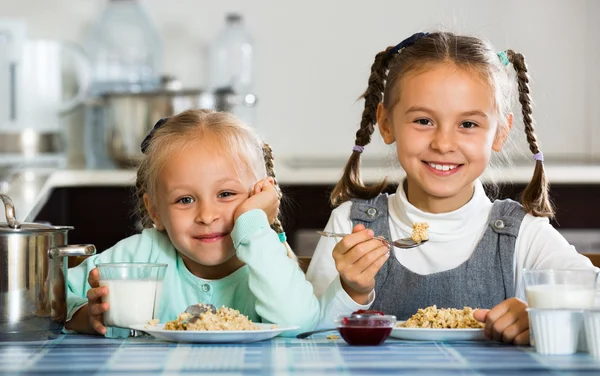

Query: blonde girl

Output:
[66, 109, 319, 336]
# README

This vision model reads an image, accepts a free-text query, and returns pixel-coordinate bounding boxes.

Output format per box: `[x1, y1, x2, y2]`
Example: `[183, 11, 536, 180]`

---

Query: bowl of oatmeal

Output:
[398, 305, 484, 329]
[162, 306, 260, 331]
[131, 305, 299, 343]
[390, 305, 486, 341]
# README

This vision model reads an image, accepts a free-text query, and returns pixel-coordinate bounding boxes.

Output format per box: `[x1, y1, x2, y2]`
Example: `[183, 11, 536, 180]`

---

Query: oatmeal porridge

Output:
[160, 306, 260, 331]
[398, 305, 484, 329]
[411, 222, 429, 244]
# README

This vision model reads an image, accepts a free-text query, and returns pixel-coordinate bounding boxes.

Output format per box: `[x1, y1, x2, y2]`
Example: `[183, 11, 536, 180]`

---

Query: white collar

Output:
[388, 179, 493, 242]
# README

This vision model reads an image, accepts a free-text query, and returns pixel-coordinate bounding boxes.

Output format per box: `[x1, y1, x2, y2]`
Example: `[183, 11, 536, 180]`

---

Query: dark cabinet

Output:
[34, 183, 600, 257]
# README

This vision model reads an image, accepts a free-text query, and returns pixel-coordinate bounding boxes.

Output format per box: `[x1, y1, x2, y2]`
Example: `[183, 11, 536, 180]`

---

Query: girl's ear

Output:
[492, 113, 514, 152]
[377, 103, 395, 144]
[144, 192, 164, 231]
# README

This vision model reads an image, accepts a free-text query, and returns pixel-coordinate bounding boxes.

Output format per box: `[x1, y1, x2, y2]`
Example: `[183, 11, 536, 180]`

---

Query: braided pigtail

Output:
[507, 50, 554, 218]
[263, 143, 297, 261]
[330, 47, 394, 206]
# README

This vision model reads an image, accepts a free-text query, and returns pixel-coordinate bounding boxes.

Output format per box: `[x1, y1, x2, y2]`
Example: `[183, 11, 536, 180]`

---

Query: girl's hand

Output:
[473, 297, 529, 345]
[86, 268, 109, 335]
[333, 224, 390, 305]
[234, 177, 279, 223]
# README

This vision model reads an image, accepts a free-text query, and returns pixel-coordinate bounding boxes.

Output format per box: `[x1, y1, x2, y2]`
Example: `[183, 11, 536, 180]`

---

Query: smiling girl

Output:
[307, 32, 596, 345]
[66, 109, 320, 337]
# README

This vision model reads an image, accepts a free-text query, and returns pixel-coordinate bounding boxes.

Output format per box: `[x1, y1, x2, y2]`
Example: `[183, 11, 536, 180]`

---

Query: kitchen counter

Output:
[2, 160, 600, 224]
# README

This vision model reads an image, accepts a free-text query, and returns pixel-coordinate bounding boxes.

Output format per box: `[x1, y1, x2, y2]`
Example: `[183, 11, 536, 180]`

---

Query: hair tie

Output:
[497, 51, 510, 66]
[277, 232, 287, 243]
[533, 151, 544, 162]
[140, 117, 169, 154]
[388, 32, 430, 57]
[352, 145, 365, 153]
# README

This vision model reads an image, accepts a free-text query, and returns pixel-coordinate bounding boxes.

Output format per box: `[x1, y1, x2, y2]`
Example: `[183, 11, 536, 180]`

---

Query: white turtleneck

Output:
[306, 179, 595, 328]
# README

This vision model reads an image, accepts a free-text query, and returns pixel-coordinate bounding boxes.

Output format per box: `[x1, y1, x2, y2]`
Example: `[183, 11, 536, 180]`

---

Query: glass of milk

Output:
[523, 269, 598, 309]
[97, 263, 167, 328]
[523, 269, 598, 355]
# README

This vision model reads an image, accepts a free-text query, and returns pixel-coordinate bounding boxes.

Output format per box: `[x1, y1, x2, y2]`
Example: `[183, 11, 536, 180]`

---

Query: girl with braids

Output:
[66, 109, 319, 337]
[307, 32, 596, 344]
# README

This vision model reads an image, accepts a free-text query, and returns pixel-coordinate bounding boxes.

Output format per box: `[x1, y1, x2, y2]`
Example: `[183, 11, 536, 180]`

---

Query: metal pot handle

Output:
[48, 244, 97, 259]
[0, 193, 20, 229]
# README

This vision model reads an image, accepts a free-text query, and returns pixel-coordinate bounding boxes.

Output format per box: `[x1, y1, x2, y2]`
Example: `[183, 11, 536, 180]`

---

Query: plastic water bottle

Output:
[207, 13, 256, 125]
[85, 0, 163, 94]
[84, 0, 163, 168]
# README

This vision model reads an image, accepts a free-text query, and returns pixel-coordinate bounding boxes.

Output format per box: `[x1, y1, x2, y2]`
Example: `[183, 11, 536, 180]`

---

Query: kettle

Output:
[0, 38, 91, 125]
[0, 38, 92, 166]
[0, 194, 96, 341]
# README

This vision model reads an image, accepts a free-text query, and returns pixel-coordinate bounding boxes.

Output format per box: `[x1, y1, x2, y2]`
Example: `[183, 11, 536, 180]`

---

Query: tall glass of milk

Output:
[523, 269, 598, 355]
[523, 269, 598, 309]
[97, 263, 167, 328]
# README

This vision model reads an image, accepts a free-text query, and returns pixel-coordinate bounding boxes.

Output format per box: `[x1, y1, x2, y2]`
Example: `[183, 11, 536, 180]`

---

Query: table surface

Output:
[2, 333, 600, 375]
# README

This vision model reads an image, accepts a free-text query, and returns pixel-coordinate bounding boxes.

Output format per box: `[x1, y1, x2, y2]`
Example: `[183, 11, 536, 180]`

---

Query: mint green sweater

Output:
[66, 209, 320, 337]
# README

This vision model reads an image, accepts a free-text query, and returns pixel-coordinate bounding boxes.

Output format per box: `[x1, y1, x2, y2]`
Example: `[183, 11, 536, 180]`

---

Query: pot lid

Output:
[102, 87, 205, 97]
[101, 75, 205, 97]
[0, 194, 72, 233]
[0, 221, 69, 233]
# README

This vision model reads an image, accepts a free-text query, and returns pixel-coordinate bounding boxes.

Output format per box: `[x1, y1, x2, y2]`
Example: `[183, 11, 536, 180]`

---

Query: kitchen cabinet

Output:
[33, 183, 600, 268]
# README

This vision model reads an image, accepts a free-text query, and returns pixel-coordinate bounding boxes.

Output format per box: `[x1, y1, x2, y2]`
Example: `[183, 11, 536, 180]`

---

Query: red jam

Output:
[338, 326, 393, 346]
[351, 310, 384, 316]
[336, 311, 396, 346]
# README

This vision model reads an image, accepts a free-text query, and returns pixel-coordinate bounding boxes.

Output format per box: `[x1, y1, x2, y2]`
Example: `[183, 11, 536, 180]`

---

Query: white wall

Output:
[587, 0, 600, 160]
[1, 0, 597, 164]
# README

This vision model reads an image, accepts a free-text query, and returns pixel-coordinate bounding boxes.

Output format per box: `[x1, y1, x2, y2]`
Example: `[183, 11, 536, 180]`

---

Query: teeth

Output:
[428, 163, 458, 171]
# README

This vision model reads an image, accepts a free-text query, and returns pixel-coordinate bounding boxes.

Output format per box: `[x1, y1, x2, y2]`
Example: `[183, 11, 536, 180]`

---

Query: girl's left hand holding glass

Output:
[65, 267, 109, 335]
[234, 177, 279, 223]
[85, 268, 109, 335]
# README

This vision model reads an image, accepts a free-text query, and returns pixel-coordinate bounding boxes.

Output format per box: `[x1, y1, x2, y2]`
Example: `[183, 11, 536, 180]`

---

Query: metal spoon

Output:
[296, 328, 337, 339]
[183, 303, 217, 325]
[317, 231, 429, 249]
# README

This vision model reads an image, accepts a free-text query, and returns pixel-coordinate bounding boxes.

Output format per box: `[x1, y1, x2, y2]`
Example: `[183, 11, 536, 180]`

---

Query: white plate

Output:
[389, 321, 485, 341]
[129, 323, 299, 343]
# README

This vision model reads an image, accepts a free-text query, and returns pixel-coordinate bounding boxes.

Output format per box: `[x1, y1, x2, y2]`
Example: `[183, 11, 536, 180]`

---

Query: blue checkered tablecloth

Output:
[1, 334, 600, 375]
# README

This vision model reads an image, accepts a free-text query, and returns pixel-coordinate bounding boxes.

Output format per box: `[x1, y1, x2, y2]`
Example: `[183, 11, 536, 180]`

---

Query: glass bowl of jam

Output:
[334, 310, 396, 346]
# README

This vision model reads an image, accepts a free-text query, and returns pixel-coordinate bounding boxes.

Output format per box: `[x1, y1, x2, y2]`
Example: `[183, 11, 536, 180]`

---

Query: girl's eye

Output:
[461, 121, 478, 129]
[415, 118, 433, 126]
[218, 191, 236, 199]
[177, 196, 195, 205]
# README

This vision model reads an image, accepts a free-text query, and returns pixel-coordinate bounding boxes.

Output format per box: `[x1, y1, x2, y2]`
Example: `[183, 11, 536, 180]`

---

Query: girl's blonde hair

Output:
[135, 109, 296, 259]
[331, 31, 553, 218]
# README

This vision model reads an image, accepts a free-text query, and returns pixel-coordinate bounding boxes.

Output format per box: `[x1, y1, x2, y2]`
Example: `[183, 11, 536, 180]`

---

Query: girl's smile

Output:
[422, 161, 463, 176]
[193, 232, 228, 243]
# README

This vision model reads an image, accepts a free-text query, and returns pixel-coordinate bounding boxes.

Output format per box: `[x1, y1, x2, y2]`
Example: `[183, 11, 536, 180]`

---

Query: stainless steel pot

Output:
[0, 129, 63, 155]
[0, 194, 96, 341]
[101, 80, 257, 168]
